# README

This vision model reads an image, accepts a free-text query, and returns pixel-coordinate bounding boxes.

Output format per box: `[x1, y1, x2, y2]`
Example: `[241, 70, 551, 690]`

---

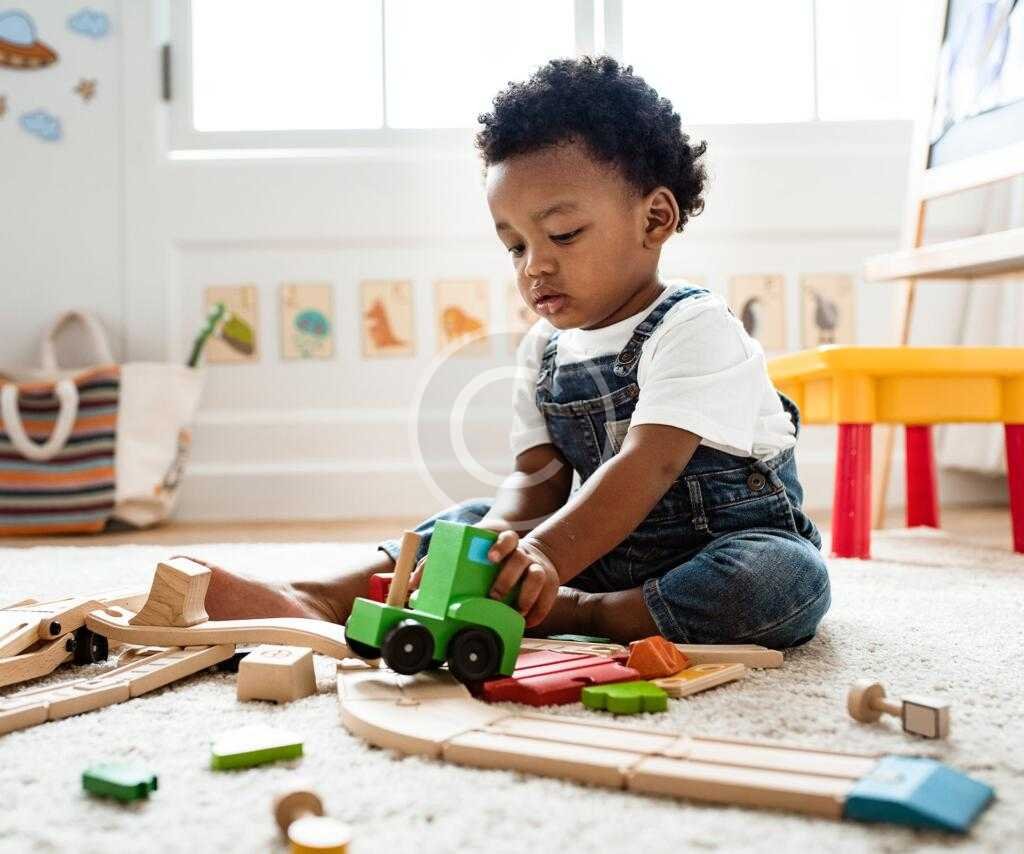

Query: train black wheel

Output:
[345, 636, 381, 661]
[382, 620, 435, 675]
[72, 626, 109, 665]
[446, 628, 501, 683]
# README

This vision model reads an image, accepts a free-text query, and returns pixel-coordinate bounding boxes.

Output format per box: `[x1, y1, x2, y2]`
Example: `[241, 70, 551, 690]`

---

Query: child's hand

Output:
[486, 531, 559, 628]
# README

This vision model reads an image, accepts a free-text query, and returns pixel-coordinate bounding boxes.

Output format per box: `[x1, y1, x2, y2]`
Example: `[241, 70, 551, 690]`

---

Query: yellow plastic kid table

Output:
[768, 346, 1024, 559]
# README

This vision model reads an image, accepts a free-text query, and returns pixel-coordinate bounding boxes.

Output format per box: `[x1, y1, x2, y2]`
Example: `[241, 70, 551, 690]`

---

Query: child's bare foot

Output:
[184, 559, 340, 622]
[526, 585, 659, 644]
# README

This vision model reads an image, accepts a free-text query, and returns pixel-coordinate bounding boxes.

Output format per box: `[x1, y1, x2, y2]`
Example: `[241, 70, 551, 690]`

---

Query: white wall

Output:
[0, 2, 1007, 522]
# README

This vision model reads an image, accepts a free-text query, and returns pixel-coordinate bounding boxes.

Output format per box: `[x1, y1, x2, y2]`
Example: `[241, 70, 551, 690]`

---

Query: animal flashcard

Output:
[361, 279, 414, 358]
[280, 283, 333, 360]
[204, 285, 259, 364]
[728, 275, 786, 352]
[505, 280, 536, 349]
[435, 280, 490, 357]
[801, 274, 855, 347]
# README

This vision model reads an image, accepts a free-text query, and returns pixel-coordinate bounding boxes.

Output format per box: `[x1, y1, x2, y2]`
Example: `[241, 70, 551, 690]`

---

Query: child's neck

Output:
[581, 278, 666, 331]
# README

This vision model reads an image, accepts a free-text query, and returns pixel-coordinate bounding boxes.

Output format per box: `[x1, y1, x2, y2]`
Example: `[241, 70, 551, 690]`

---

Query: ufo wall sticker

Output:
[0, 10, 58, 69]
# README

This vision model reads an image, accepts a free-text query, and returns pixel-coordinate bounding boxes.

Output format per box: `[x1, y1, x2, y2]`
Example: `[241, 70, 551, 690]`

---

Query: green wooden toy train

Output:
[344, 521, 525, 682]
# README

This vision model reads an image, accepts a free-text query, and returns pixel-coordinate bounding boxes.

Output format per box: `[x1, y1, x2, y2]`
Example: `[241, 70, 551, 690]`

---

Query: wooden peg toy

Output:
[274, 787, 352, 854]
[847, 679, 950, 739]
[237, 645, 317, 703]
[82, 762, 158, 802]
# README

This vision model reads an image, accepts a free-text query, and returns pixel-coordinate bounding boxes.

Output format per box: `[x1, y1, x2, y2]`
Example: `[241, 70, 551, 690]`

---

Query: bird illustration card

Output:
[361, 279, 415, 358]
[505, 280, 537, 350]
[435, 280, 490, 356]
[728, 275, 786, 352]
[281, 283, 333, 360]
[204, 285, 259, 364]
[801, 274, 855, 347]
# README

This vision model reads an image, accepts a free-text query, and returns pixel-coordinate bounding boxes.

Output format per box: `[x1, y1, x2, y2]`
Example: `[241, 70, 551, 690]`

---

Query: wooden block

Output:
[0, 597, 103, 658]
[210, 724, 303, 770]
[86, 606, 350, 660]
[481, 653, 639, 706]
[237, 645, 317, 703]
[902, 695, 950, 739]
[130, 558, 211, 628]
[674, 644, 783, 668]
[367, 572, 392, 603]
[626, 636, 690, 679]
[581, 681, 669, 715]
[520, 637, 628, 658]
[653, 663, 746, 698]
[82, 762, 158, 802]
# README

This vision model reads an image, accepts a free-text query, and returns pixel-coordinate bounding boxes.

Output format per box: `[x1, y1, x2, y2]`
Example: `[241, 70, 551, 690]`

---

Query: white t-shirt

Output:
[510, 285, 796, 460]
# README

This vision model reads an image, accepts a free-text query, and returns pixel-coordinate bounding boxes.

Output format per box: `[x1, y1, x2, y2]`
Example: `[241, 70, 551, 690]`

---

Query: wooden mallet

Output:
[274, 788, 352, 854]
[847, 678, 950, 739]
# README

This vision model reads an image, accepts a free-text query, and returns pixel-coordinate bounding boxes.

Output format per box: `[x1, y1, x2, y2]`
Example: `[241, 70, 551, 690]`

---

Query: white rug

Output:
[0, 530, 1021, 853]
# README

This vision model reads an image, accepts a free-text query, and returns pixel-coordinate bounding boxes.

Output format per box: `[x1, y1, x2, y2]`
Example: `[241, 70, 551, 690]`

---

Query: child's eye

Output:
[507, 229, 582, 258]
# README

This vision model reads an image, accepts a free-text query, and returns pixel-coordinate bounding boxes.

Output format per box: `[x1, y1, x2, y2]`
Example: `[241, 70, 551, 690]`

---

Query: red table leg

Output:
[832, 423, 872, 559]
[905, 425, 940, 528]
[1005, 424, 1024, 554]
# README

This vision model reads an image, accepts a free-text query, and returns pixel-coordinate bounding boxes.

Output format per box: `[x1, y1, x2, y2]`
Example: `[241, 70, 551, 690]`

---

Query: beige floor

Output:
[0, 505, 1015, 550]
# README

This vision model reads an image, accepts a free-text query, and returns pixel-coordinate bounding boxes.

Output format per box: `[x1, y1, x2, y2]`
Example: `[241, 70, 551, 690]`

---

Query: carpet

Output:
[0, 529, 1021, 853]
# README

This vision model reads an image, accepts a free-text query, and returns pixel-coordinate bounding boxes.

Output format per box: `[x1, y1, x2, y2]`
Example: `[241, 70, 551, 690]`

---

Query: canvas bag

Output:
[0, 311, 205, 534]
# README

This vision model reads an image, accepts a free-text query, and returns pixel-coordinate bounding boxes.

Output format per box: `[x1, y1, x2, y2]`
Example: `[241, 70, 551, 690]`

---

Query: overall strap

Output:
[613, 286, 709, 376]
[536, 328, 561, 388]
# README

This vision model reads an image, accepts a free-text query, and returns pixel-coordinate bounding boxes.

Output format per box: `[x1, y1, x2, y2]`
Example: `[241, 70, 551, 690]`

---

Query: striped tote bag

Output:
[0, 312, 204, 536]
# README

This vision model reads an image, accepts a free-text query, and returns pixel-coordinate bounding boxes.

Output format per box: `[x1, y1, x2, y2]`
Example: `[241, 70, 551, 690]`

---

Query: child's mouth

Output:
[534, 294, 567, 316]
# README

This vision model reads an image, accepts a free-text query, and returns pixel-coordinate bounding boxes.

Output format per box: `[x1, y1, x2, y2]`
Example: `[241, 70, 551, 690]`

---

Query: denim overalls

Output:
[380, 286, 831, 648]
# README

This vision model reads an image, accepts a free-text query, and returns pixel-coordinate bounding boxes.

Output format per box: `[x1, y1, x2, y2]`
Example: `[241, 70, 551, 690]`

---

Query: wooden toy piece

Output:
[337, 667, 995, 833]
[547, 633, 612, 644]
[237, 646, 317, 703]
[675, 644, 783, 668]
[274, 787, 352, 854]
[520, 637, 628, 658]
[82, 762, 158, 802]
[480, 649, 639, 707]
[130, 557, 211, 628]
[0, 634, 75, 688]
[652, 663, 746, 699]
[581, 681, 669, 715]
[385, 530, 421, 608]
[211, 724, 303, 770]
[847, 679, 950, 739]
[626, 635, 690, 679]
[367, 572, 392, 603]
[86, 606, 350, 660]
[0, 644, 234, 736]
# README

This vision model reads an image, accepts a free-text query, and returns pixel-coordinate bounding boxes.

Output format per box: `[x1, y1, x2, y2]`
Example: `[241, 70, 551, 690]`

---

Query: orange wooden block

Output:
[626, 636, 690, 679]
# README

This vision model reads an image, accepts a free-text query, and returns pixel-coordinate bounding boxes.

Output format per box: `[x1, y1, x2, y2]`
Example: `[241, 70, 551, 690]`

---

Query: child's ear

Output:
[641, 187, 680, 249]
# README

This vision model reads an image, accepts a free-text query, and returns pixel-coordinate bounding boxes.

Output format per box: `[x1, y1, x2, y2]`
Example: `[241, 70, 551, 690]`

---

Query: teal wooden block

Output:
[581, 680, 668, 714]
[547, 634, 613, 644]
[210, 724, 303, 770]
[844, 755, 995, 832]
[82, 762, 158, 802]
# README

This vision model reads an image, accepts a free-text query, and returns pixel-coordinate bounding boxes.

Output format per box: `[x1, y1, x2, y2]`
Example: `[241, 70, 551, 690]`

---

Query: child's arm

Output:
[488, 424, 701, 622]
[476, 443, 574, 534]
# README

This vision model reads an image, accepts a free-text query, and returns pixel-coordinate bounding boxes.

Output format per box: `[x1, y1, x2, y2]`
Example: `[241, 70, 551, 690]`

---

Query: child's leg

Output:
[201, 497, 493, 622]
[531, 529, 830, 647]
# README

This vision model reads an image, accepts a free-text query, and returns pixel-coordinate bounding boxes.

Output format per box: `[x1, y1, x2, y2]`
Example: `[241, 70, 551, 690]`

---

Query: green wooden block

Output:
[547, 633, 613, 644]
[581, 680, 669, 714]
[82, 762, 158, 802]
[210, 724, 303, 770]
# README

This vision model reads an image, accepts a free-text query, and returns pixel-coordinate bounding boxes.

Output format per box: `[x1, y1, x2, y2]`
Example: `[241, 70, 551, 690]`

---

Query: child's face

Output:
[486, 139, 664, 330]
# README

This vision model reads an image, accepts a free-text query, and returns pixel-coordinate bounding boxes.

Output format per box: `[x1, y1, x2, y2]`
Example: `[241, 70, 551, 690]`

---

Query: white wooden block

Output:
[237, 646, 317, 703]
[902, 695, 950, 739]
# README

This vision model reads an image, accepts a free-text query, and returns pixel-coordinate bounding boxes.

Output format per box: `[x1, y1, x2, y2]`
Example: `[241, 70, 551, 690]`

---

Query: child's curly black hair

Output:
[475, 55, 707, 233]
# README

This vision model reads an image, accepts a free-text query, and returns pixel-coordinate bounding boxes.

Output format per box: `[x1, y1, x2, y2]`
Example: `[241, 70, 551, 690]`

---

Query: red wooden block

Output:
[367, 572, 393, 603]
[481, 651, 639, 706]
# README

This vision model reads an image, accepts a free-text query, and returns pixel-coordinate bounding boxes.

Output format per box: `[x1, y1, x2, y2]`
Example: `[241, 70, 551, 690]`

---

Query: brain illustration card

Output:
[728, 275, 787, 352]
[435, 280, 490, 357]
[280, 283, 333, 360]
[204, 285, 259, 364]
[361, 279, 415, 358]
[801, 274, 856, 348]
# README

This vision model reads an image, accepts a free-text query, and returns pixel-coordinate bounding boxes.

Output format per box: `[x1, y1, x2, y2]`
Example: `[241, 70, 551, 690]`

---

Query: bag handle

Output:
[40, 311, 115, 370]
[0, 379, 80, 461]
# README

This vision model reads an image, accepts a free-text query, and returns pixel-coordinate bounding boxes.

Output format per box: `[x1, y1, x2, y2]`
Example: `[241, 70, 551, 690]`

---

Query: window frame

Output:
[166, 0, 596, 157]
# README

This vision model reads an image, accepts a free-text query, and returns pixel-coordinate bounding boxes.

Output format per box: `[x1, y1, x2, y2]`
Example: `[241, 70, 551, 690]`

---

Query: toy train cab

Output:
[344, 521, 525, 682]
